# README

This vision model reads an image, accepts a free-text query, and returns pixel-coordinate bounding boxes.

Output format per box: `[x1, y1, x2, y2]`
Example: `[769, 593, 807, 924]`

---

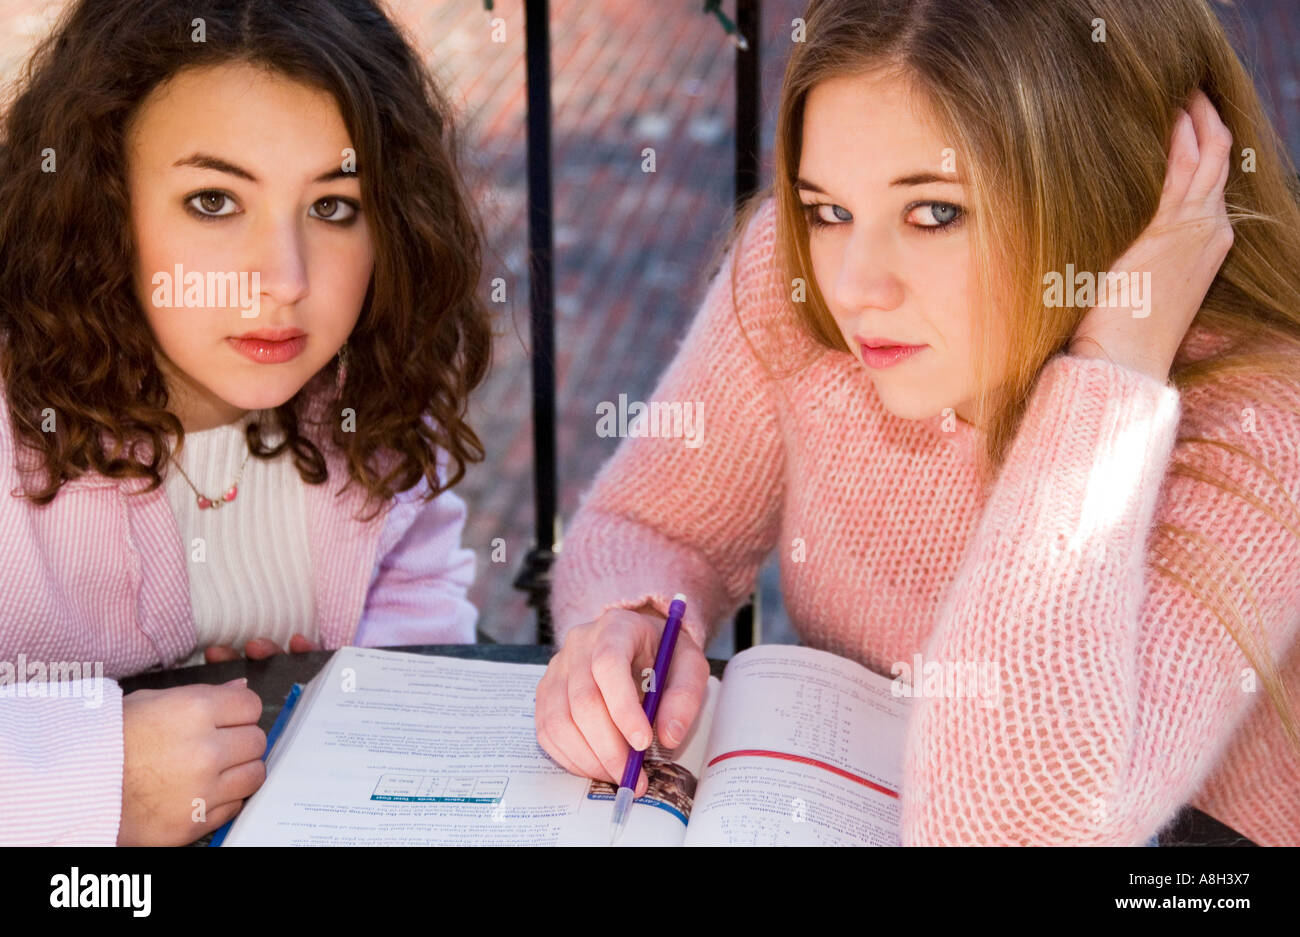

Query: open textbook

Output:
[219, 644, 909, 846]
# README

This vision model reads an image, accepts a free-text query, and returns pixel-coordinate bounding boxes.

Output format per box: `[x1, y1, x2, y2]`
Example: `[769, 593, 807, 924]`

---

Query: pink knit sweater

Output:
[550, 197, 1300, 846]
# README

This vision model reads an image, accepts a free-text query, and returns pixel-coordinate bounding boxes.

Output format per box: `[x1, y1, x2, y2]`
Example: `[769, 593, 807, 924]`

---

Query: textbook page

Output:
[221, 647, 719, 846]
[683, 645, 909, 846]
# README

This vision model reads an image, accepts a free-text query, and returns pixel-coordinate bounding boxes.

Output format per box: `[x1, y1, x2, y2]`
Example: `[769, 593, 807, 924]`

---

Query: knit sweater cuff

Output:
[903, 351, 1184, 844]
[978, 352, 1181, 567]
[550, 510, 735, 650]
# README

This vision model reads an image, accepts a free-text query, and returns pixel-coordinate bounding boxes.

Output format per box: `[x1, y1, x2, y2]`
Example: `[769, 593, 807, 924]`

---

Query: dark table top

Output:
[119, 645, 1254, 847]
[120, 645, 729, 734]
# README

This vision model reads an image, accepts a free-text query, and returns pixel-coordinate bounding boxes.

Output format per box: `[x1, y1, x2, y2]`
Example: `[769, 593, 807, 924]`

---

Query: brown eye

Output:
[309, 197, 358, 223]
[186, 191, 237, 218]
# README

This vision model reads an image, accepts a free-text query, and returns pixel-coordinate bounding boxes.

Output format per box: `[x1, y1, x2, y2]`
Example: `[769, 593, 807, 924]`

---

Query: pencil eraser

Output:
[672, 593, 686, 602]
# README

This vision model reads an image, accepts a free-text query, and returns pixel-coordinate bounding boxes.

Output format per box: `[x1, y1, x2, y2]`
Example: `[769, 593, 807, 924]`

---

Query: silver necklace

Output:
[170, 416, 257, 510]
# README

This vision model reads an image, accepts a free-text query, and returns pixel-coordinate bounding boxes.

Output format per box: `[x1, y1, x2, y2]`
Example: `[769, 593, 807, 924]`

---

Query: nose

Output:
[247, 213, 310, 313]
[829, 222, 904, 316]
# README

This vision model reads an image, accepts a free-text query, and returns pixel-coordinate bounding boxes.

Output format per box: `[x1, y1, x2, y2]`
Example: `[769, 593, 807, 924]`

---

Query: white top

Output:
[164, 409, 316, 666]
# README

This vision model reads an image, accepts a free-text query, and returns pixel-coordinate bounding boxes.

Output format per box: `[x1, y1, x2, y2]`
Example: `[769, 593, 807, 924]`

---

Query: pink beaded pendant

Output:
[196, 485, 239, 510]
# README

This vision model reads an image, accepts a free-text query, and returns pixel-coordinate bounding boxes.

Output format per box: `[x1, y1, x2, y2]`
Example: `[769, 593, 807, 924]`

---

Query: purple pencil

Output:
[609, 593, 687, 844]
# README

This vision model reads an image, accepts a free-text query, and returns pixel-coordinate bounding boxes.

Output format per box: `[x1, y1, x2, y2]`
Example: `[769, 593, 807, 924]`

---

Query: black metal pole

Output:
[735, 0, 761, 209]
[732, 0, 760, 652]
[514, 0, 558, 644]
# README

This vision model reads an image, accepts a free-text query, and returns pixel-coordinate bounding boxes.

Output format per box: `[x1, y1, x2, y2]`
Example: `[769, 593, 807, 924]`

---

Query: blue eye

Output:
[800, 200, 965, 234]
[800, 203, 852, 229]
[906, 201, 964, 232]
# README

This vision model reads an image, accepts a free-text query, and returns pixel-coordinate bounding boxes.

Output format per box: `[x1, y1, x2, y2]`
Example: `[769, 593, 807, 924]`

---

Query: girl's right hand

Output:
[534, 606, 710, 798]
[117, 680, 267, 846]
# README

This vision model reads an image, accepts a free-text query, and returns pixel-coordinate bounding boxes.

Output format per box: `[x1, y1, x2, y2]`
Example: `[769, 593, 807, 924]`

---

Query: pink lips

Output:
[231, 327, 305, 342]
[858, 335, 915, 349]
[227, 333, 307, 364]
[856, 338, 926, 369]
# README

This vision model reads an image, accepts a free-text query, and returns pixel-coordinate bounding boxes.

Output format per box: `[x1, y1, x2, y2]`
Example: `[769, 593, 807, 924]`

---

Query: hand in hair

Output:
[1068, 89, 1235, 383]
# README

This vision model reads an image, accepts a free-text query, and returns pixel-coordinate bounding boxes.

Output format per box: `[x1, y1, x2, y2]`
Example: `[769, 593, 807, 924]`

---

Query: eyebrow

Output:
[795, 171, 966, 194]
[171, 152, 357, 184]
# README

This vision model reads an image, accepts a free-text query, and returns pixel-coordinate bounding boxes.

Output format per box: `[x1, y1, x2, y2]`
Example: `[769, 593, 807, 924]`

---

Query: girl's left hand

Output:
[1068, 89, 1235, 383]
[204, 633, 321, 663]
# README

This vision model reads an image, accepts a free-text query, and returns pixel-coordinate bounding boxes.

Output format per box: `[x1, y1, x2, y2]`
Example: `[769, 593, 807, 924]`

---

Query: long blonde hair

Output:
[720, 0, 1300, 754]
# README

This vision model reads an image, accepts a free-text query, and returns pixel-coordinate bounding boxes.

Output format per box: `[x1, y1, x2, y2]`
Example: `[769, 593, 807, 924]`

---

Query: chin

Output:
[216, 378, 306, 412]
[875, 390, 939, 422]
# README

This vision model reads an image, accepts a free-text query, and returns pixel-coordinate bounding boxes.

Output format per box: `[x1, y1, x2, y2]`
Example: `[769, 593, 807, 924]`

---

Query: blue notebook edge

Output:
[209, 681, 305, 847]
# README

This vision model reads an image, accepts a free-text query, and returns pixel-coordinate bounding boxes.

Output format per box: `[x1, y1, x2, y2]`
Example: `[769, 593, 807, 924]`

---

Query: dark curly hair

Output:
[0, 0, 492, 523]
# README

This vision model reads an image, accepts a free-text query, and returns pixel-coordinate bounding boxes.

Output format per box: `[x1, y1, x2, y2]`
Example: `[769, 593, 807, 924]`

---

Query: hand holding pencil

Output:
[609, 594, 687, 842]
[534, 597, 709, 804]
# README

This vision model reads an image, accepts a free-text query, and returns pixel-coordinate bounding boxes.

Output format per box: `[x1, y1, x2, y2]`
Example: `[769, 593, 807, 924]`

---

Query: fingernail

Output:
[223, 677, 248, 687]
[631, 731, 649, 750]
[668, 719, 684, 742]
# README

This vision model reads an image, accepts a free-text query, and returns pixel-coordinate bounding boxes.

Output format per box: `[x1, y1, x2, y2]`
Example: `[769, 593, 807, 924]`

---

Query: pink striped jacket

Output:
[0, 374, 478, 845]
